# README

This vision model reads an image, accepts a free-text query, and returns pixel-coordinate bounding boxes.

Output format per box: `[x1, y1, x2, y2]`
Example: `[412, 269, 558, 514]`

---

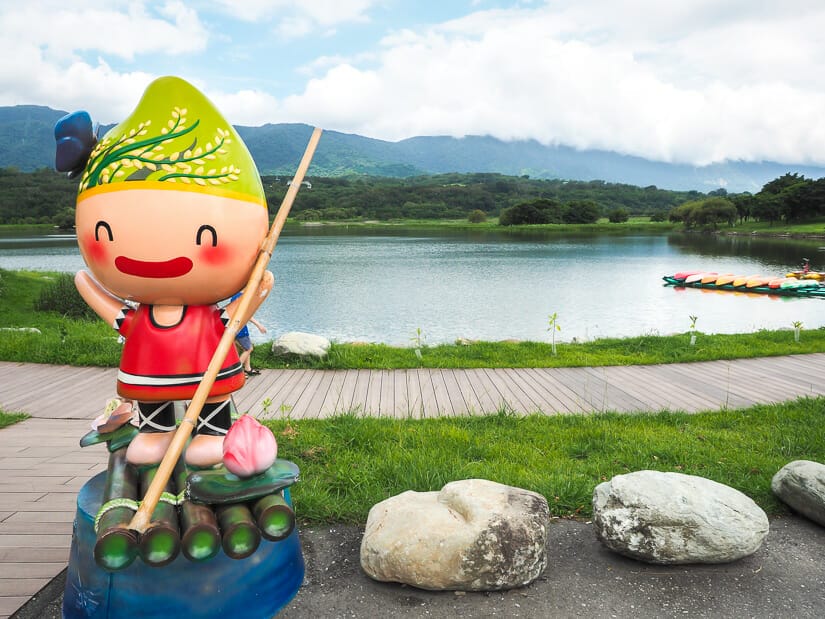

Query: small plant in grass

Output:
[792, 320, 803, 343]
[34, 272, 97, 320]
[261, 397, 273, 416]
[689, 315, 698, 346]
[547, 312, 561, 355]
[410, 327, 425, 363]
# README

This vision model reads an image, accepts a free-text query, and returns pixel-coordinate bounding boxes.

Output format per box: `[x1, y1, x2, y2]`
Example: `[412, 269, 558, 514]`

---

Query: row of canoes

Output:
[663, 270, 825, 297]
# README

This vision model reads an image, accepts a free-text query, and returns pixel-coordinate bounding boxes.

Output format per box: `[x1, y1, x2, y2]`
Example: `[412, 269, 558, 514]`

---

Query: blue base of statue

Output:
[62, 472, 304, 618]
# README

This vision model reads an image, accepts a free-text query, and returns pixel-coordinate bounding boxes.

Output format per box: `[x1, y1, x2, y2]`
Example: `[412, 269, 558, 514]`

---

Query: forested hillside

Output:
[3, 105, 825, 193]
[0, 168, 698, 225]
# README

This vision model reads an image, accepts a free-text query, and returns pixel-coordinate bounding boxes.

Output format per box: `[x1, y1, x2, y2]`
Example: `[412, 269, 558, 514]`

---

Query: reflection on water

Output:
[3, 228, 825, 344]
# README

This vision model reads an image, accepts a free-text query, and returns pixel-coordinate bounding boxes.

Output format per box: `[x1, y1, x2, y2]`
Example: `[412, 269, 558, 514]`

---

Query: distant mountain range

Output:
[3, 104, 824, 193]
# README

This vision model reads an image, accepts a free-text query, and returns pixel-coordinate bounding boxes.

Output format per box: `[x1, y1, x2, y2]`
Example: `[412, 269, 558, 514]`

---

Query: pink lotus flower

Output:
[91, 398, 134, 433]
[222, 415, 278, 478]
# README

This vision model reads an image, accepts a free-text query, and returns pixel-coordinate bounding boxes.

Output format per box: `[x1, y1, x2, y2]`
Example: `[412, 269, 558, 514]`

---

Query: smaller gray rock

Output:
[360, 479, 548, 591]
[271, 331, 330, 358]
[772, 460, 825, 527]
[593, 470, 768, 564]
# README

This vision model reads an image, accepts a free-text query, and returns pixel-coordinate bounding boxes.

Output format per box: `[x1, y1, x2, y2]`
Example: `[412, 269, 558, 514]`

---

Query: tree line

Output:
[0, 166, 821, 227]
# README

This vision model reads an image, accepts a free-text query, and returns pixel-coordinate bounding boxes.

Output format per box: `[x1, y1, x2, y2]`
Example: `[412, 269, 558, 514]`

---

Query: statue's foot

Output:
[186, 434, 225, 468]
[126, 431, 175, 466]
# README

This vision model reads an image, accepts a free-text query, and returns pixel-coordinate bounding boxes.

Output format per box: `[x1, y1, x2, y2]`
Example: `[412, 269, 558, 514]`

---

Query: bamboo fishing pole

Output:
[129, 127, 323, 534]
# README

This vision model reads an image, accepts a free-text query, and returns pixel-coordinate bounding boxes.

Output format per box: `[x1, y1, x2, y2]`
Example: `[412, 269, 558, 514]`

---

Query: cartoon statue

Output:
[58, 76, 273, 467]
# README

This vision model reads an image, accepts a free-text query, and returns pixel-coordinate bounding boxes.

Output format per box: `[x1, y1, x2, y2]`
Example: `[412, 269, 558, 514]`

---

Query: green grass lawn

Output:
[268, 396, 825, 524]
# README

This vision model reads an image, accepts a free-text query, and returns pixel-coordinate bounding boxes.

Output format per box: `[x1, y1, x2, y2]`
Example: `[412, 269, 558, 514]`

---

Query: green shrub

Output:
[34, 273, 96, 320]
[467, 209, 487, 223]
[608, 207, 630, 223]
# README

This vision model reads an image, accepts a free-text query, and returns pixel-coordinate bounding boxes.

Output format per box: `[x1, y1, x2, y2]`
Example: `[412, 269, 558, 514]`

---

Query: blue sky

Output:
[2, 0, 825, 172]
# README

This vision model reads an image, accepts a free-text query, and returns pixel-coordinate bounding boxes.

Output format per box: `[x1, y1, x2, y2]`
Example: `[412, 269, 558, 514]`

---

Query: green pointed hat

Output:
[77, 76, 265, 207]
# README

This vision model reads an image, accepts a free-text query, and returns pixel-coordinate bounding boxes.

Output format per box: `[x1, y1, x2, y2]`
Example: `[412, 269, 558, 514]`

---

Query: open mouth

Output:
[115, 256, 193, 278]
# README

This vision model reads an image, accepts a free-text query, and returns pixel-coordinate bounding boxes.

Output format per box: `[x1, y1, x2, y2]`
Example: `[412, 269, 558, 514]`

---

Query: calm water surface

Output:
[3, 228, 825, 345]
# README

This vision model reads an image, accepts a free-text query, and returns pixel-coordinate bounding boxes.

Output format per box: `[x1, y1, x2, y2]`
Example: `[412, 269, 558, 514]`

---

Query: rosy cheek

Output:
[80, 233, 108, 265]
[198, 244, 233, 266]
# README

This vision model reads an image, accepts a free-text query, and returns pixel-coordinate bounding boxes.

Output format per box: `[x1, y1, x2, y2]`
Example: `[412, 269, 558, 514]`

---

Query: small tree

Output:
[607, 207, 630, 223]
[547, 312, 561, 355]
[468, 209, 487, 223]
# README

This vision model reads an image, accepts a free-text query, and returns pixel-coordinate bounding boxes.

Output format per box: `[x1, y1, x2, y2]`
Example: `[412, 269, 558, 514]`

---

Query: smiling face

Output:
[76, 188, 268, 305]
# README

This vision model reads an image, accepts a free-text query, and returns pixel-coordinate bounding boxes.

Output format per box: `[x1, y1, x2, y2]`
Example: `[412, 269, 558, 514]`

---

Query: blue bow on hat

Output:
[54, 111, 98, 179]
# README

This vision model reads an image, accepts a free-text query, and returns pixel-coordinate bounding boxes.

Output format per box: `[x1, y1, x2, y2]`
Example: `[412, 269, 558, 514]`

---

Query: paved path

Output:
[1, 355, 825, 617]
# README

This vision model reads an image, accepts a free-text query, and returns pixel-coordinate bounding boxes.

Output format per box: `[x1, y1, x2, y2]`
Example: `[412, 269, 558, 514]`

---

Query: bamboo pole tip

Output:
[129, 511, 152, 534]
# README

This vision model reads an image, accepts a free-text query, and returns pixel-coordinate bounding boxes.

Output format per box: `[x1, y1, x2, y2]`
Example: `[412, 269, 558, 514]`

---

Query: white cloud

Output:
[211, 0, 377, 34]
[277, 1, 825, 165]
[2, 1, 825, 167]
[0, 1, 208, 120]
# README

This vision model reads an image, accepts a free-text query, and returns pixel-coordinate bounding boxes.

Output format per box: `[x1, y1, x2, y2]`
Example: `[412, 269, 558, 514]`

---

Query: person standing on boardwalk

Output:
[230, 291, 267, 376]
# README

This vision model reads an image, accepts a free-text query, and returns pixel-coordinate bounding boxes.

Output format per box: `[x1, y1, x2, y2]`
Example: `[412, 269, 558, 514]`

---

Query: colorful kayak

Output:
[663, 272, 825, 298]
[746, 276, 771, 288]
[686, 272, 715, 284]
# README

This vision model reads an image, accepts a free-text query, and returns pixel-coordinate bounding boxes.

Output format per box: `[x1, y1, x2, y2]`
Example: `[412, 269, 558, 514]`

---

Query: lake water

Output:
[3, 227, 825, 345]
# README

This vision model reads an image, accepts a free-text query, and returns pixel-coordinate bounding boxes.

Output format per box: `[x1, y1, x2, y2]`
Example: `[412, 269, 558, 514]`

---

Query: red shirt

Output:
[114, 304, 244, 401]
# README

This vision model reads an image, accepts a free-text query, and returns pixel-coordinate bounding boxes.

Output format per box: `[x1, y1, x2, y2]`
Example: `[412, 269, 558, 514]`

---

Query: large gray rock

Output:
[360, 479, 548, 591]
[593, 470, 768, 564]
[772, 460, 825, 527]
[271, 331, 330, 358]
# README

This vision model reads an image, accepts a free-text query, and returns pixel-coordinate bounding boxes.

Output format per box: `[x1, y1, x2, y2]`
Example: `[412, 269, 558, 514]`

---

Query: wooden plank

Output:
[500, 368, 552, 413]
[364, 370, 383, 416]
[250, 370, 302, 419]
[450, 369, 484, 414]
[275, 370, 314, 418]
[236, 369, 291, 416]
[319, 371, 350, 417]
[0, 578, 52, 597]
[521, 368, 583, 413]
[0, 534, 70, 548]
[0, 596, 30, 617]
[480, 367, 531, 413]
[0, 547, 69, 562]
[654, 362, 756, 409]
[439, 369, 468, 415]
[293, 371, 334, 420]
[2, 512, 74, 524]
[286, 370, 327, 419]
[462, 368, 503, 413]
[0, 562, 65, 579]
[390, 369, 409, 418]
[349, 370, 371, 414]
[551, 367, 611, 411]
[430, 370, 455, 416]
[334, 369, 360, 414]
[378, 370, 395, 417]
[581, 367, 653, 412]
[416, 369, 440, 417]
[402, 369, 424, 418]
[0, 521, 73, 535]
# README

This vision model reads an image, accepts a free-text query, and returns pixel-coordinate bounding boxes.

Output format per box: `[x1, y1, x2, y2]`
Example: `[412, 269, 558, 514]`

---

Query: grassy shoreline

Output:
[3, 268, 825, 369]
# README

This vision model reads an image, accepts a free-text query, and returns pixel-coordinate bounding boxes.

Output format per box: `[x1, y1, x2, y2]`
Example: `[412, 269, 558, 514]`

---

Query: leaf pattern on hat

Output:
[79, 107, 240, 192]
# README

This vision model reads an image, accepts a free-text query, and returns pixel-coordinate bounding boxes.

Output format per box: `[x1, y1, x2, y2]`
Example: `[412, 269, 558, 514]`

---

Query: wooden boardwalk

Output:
[2, 354, 825, 616]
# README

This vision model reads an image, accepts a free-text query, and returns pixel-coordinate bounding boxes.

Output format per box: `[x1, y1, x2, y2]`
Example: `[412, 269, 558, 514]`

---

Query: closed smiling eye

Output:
[95, 220, 113, 242]
[196, 224, 217, 247]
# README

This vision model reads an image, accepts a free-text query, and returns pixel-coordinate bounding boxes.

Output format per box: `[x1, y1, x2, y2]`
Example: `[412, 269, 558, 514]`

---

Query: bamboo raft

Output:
[84, 426, 297, 571]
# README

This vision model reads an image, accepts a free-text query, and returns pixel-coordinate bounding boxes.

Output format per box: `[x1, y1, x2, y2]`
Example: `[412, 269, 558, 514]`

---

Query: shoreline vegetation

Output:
[3, 213, 825, 237]
[3, 267, 825, 369]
